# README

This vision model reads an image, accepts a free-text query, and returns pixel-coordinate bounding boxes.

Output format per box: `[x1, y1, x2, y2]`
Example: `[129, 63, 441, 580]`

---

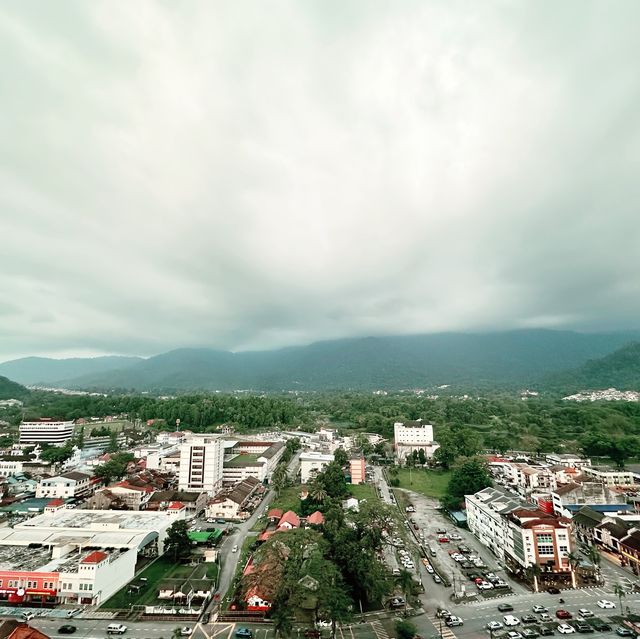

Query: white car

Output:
[507, 633, 522, 639]
[426, 565, 434, 574]
[477, 581, 494, 590]
[578, 609, 593, 618]
[557, 624, 575, 634]
[504, 615, 520, 626]
[231, 545, 238, 553]
[445, 616, 463, 627]
[487, 622, 503, 631]
[533, 605, 548, 614]
[597, 599, 616, 609]
[540, 614, 552, 623]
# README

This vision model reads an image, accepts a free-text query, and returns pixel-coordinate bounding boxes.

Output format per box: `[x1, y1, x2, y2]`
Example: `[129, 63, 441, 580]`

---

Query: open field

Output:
[393, 468, 451, 499]
[348, 483, 377, 501]
[101, 556, 218, 609]
[269, 485, 302, 513]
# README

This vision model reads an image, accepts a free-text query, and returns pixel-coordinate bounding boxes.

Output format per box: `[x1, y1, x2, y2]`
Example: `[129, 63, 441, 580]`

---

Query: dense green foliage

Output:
[545, 342, 640, 392]
[164, 520, 192, 562]
[0, 375, 29, 400]
[442, 458, 493, 511]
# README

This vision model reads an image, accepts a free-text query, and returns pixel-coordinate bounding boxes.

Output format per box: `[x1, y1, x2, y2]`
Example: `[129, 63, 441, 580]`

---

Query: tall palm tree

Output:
[586, 545, 601, 581]
[567, 552, 580, 589]
[526, 563, 542, 593]
[614, 583, 627, 616]
[310, 482, 328, 504]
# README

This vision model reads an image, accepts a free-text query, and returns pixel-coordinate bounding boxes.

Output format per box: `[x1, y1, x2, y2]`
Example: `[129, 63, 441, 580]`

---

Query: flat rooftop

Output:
[224, 453, 262, 467]
[0, 545, 125, 573]
[17, 508, 173, 532]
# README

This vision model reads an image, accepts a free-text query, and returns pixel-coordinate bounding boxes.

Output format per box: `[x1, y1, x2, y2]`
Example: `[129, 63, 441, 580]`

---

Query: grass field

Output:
[348, 483, 377, 501]
[394, 468, 451, 499]
[269, 485, 302, 513]
[101, 556, 218, 609]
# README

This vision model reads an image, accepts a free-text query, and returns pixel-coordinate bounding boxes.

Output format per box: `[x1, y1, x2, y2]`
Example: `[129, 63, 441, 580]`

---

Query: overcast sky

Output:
[1, 1, 639, 362]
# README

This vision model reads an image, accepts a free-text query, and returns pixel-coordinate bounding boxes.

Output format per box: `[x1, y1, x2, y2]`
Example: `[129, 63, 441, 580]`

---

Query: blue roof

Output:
[565, 503, 632, 513]
[0, 497, 68, 513]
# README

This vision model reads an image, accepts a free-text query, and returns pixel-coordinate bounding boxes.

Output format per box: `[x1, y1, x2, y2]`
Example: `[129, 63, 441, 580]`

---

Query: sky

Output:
[1, 1, 640, 362]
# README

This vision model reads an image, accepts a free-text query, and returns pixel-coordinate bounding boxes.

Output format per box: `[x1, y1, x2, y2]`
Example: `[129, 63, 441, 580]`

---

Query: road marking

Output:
[370, 620, 390, 639]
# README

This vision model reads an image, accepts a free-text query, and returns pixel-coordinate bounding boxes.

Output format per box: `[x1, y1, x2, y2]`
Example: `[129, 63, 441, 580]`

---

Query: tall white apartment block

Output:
[19, 420, 75, 446]
[178, 435, 224, 495]
[393, 419, 440, 461]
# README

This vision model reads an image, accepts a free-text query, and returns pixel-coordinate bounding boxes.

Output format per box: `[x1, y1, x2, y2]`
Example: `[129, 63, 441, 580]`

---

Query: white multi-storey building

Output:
[20, 420, 75, 446]
[465, 486, 522, 559]
[178, 435, 224, 495]
[393, 419, 439, 461]
[36, 471, 93, 499]
[582, 466, 636, 486]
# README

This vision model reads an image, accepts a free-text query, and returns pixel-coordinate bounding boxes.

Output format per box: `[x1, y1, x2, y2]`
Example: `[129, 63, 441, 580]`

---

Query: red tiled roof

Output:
[167, 501, 185, 510]
[267, 508, 283, 519]
[278, 510, 300, 528]
[258, 531, 276, 542]
[306, 511, 324, 525]
[6, 623, 50, 639]
[81, 551, 108, 564]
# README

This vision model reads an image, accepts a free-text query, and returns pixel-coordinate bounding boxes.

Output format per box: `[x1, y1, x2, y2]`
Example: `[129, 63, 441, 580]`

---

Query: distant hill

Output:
[543, 342, 640, 392]
[0, 356, 143, 386]
[0, 375, 30, 400]
[6, 329, 639, 393]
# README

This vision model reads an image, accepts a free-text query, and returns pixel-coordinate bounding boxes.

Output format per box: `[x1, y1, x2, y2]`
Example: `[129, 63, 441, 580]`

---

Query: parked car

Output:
[232, 545, 238, 552]
[58, 626, 76, 635]
[522, 629, 539, 639]
[577, 610, 593, 619]
[433, 575, 442, 584]
[540, 614, 552, 623]
[597, 600, 616, 609]
[521, 615, 538, 624]
[504, 616, 521, 627]
[555, 610, 572, 620]
[180, 628, 193, 636]
[616, 628, 634, 637]
[591, 620, 611, 632]
[507, 633, 523, 639]
[547, 587, 561, 595]
[574, 623, 593, 633]
[235, 629, 253, 638]
[533, 606, 548, 614]
[557, 625, 575, 634]
[498, 604, 515, 612]
[487, 622, 504, 631]
[425, 565, 434, 574]
[538, 627, 555, 636]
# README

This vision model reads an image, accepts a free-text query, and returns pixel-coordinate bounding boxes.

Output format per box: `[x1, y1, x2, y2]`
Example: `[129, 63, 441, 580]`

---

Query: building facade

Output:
[393, 420, 440, 461]
[19, 421, 75, 446]
[178, 436, 224, 495]
[300, 452, 335, 483]
[35, 472, 92, 500]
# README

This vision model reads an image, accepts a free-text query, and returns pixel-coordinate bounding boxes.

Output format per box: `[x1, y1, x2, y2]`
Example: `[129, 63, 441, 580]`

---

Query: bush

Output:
[395, 619, 417, 639]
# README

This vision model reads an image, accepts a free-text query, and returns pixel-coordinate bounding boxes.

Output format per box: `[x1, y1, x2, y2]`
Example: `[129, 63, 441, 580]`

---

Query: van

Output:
[107, 624, 128, 634]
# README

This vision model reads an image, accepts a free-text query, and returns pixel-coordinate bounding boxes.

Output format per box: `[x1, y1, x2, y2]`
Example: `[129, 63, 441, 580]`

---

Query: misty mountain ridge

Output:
[544, 342, 640, 392]
[2, 329, 639, 393]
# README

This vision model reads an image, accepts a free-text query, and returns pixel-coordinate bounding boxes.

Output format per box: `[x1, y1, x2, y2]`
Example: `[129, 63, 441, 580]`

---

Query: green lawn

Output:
[101, 556, 217, 609]
[269, 485, 302, 514]
[348, 483, 377, 501]
[394, 468, 452, 499]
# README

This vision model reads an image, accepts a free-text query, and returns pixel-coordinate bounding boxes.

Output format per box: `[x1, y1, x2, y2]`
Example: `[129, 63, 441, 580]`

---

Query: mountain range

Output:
[1, 329, 640, 393]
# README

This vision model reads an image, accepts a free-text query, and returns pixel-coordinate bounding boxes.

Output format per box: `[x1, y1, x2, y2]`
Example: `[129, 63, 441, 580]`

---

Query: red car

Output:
[438, 537, 449, 543]
[556, 610, 572, 619]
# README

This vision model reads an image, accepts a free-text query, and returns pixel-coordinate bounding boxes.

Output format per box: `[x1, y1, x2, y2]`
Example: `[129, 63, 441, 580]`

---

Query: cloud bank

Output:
[1, 0, 639, 360]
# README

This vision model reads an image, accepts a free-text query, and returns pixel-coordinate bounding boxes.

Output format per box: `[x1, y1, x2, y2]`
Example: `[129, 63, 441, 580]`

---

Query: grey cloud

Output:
[1, 0, 639, 361]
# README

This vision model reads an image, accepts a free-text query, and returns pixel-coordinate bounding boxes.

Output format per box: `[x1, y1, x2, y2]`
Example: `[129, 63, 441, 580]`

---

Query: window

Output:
[559, 545, 568, 553]
[538, 545, 554, 555]
[536, 534, 553, 544]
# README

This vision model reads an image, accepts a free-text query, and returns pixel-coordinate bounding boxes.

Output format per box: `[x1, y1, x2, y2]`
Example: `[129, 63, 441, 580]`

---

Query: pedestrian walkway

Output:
[370, 619, 392, 639]
[425, 613, 457, 639]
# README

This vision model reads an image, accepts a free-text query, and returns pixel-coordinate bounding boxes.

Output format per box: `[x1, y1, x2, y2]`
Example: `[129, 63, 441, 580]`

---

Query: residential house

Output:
[305, 511, 324, 526]
[277, 511, 300, 530]
[571, 506, 605, 546]
[206, 476, 260, 521]
[146, 490, 208, 516]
